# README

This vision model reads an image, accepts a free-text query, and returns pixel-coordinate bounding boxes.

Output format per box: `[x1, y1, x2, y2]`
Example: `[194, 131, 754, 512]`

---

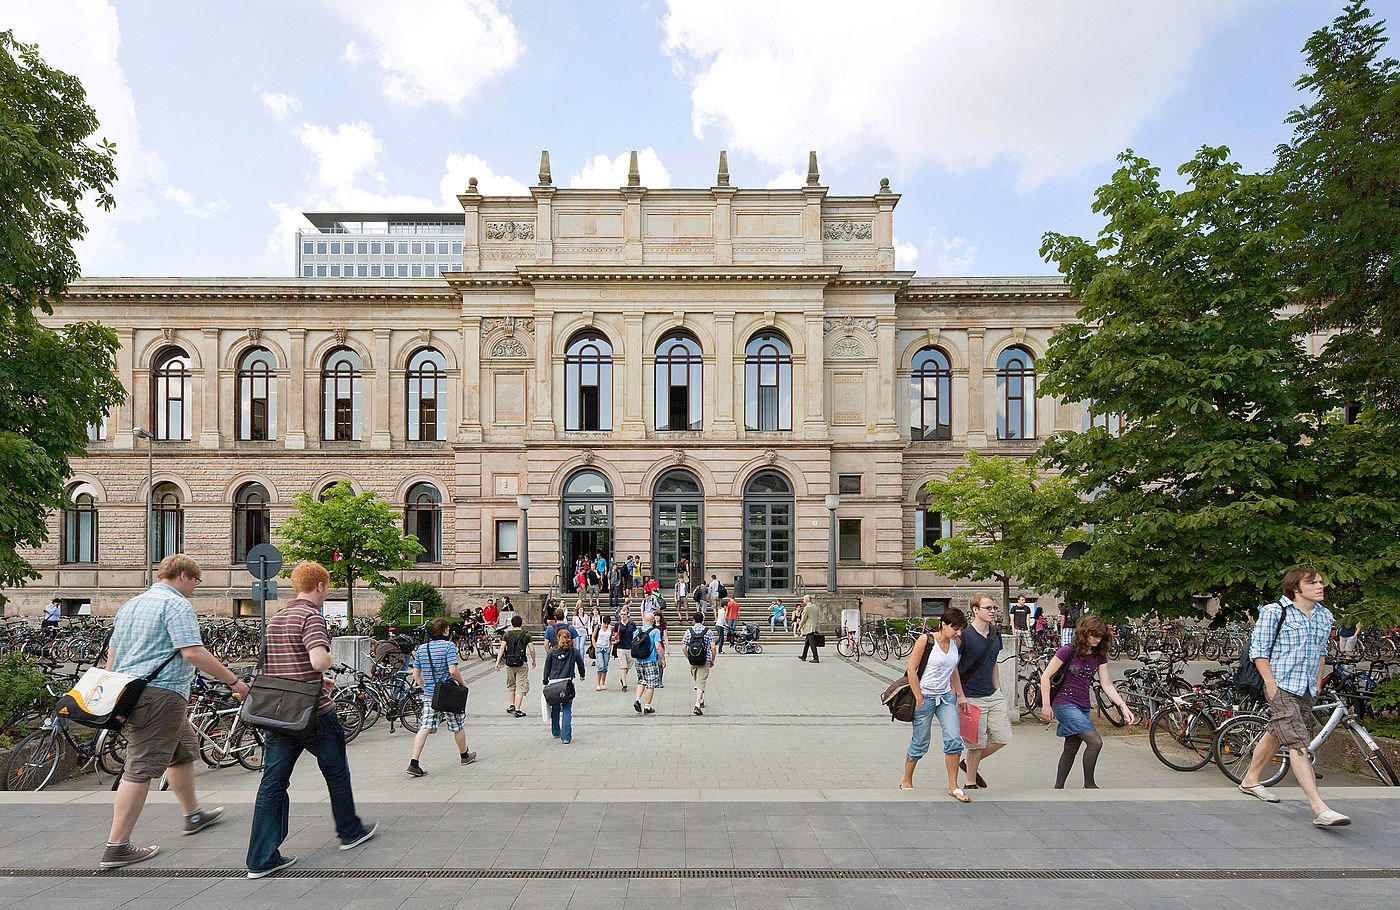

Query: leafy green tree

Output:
[0, 33, 124, 604]
[1275, 2, 1400, 419]
[913, 452, 1081, 612]
[276, 481, 424, 624]
[379, 580, 447, 628]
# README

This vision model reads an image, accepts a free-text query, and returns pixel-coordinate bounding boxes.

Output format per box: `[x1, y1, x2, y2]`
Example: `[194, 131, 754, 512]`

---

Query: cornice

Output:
[510, 265, 844, 284]
[898, 276, 1075, 303]
[57, 279, 459, 304]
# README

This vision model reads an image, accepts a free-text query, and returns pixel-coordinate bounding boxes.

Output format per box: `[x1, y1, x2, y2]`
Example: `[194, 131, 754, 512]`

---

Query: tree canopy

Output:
[276, 481, 424, 624]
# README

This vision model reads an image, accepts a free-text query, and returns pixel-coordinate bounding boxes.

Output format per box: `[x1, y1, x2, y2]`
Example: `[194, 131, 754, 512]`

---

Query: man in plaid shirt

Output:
[1237, 566, 1349, 827]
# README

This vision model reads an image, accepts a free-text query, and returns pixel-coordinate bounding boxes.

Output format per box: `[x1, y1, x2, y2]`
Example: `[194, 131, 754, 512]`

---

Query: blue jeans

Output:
[770, 615, 788, 632]
[907, 691, 963, 761]
[550, 701, 573, 742]
[246, 711, 369, 873]
[596, 646, 611, 674]
[715, 624, 726, 650]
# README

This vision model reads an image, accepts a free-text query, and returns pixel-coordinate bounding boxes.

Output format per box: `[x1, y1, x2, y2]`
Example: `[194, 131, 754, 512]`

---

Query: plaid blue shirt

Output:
[109, 582, 203, 697]
[1251, 596, 1333, 697]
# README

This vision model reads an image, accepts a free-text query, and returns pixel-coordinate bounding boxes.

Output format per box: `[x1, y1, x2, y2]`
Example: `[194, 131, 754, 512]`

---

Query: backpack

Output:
[631, 627, 654, 660]
[685, 629, 709, 666]
[716, 581, 728, 599]
[503, 631, 527, 668]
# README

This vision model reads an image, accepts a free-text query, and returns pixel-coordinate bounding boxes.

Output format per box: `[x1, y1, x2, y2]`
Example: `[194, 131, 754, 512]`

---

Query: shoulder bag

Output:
[428, 641, 470, 714]
[57, 651, 181, 730]
[239, 673, 322, 734]
[880, 634, 938, 723]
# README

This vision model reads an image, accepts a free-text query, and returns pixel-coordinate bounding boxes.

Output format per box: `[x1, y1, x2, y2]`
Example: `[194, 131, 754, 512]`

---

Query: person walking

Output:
[653, 608, 669, 688]
[681, 611, 716, 716]
[543, 628, 585, 744]
[796, 594, 822, 663]
[957, 594, 1011, 791]
[615, 607, 637, 691]
[494, 614, 535, 717]
[406, 618, 476, 777]
[723, 597, 740, 647]
[246, 561, 376, 878]
[99, 555, 249, 870]
[632, 610, 665, 715]
[1237, 567, 1349, 827]
[609, 562, 624, 614]
[1039, 614, 1134, 790]
[594, 614, 613, 690]
[898, 607, 972, 800]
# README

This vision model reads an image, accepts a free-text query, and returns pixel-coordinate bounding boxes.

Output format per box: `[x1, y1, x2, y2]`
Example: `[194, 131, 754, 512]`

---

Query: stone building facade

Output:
[11, 153, 1084, 619]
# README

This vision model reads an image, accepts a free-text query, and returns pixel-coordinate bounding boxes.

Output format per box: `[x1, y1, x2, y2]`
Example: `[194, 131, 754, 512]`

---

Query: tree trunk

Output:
[347, 574, 355, 626]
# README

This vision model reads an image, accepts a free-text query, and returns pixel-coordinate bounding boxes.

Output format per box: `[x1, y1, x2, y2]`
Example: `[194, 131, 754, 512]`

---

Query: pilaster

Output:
[530, 310, 555, 435]
[198, 327, 220, 449]
[459, 315, 483, 442]
[966, 329, 988, 448]
[713, 312, 736, 435]
[285, 328, 307, 449]
[874, 316, 899, 435]
[803, 313, 827, 437]
[621, 313, 646, 433]
[113, 326, 135, 449]
[371, 327, 392, 449]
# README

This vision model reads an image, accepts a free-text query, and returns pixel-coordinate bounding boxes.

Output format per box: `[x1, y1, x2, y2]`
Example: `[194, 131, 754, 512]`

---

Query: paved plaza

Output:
[2, 646, 1397, 908]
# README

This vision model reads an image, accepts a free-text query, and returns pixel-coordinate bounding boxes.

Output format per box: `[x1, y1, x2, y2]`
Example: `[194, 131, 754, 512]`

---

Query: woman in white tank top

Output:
[899, 607, 973, 801]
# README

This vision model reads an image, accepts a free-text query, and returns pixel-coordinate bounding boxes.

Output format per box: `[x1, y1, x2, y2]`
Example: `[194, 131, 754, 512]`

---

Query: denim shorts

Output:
[1053, 703, 1095, 738]
[907, 691, 963, 760]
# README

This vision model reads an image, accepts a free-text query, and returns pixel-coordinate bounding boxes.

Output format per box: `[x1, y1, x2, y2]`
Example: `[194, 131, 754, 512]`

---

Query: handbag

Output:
[56, 651, 181, 730]
[426, 642, 469, 714]
[239, 673, 322, 734]
[1235, 600, 1289, 699]
[813, 633, 826, 648]
[543, 677, 575, 706]
[880, 633, 945, 723]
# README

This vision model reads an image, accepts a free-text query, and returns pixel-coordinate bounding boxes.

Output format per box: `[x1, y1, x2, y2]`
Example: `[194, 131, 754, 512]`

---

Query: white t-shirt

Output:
[918, 636, 960, 696]
[594, 624, 611, 650]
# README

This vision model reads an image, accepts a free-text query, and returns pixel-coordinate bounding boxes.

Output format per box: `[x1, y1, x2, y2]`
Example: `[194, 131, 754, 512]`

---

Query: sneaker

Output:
[634, 699, 643, 713]
[99, 842, 159, 870]
[248, 855, 297, 878]
[339, 822, 378, 850]
[693, 706, 703, 716]
[183, 805, 225, 835]
[461, 751, 477, 765]
[514, 708, 527, 717]
[643, 705, 656, 715]
[406, 764, 426, 777]
[506, 705, 516, 715]
[699, 697, 705, 707]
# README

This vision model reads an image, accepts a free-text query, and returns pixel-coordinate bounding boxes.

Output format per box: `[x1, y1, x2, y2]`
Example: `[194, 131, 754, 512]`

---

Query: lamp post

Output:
[516, 493, 531, 593]
[824, 492, 841, 593]
[132, 427, 154, 587]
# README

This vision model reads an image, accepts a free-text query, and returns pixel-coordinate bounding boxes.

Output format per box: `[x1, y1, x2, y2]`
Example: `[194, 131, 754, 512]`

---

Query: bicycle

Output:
[3, 712, 126, 791]
[1213, 691, 1399, 787]
[186, 685, 264, 771]
[331, 663, 422, 740]
[836, 625, 860, 662]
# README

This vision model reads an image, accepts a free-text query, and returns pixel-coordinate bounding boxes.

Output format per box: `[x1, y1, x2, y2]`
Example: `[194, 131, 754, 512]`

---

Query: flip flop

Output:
[949, 788, 971, 803]
[959, 760, 988, 789]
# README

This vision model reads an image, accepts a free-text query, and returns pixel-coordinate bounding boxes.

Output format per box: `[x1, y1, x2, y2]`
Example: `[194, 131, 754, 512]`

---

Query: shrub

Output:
[379, 581, 446, 628]
[0, 653, 48, 735]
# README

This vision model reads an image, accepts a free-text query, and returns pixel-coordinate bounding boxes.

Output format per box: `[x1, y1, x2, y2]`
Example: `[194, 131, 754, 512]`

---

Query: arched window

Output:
[62, 483, 98, 564]
[318, 481, 348, 502]
[655, 331, 703, 431]
[910, 347, 952, 440]
[405, 482, 442, 563]
[152, 482, 183, 562]
[913, 490, 953, 554]
[237, 347, 277, 440]
[996, 346, 1037, 440]
[406, 348, 447, 441]
[321, 347, 363, 441]
[233, 482, 271, 563]
[152, 347, 192, 440]
[745, 332, 792, 431]
[564, 332, 612, 431]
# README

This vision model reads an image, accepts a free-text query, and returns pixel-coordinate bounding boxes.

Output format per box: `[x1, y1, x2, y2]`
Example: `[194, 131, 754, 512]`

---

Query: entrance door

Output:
[743, 470, 793, 592]
[560, 469, 613, 593]
[653, 470, 703, 586]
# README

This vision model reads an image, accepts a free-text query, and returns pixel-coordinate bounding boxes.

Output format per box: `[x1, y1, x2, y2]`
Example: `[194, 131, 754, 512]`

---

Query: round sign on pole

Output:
[246, 543, 283, 580]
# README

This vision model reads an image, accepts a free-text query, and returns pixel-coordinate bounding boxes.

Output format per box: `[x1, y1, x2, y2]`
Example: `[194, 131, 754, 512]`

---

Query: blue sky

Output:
[4, 0, 1386, 279]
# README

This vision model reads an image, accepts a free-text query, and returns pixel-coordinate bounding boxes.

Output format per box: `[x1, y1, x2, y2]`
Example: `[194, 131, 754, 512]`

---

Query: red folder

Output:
[959, 703, 982, 744]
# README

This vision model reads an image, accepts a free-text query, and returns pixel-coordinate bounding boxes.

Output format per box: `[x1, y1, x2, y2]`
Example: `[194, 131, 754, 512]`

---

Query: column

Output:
[803, 313, 826, 436]
[113, 326, 135, 449]
[285, 328, 307, 449]
[460, 315, 483, 442]
[371, 327, 392, 450]
[874, 316, 898, 435]
[198, 327, 220, 449]
[531, 310, 555, 435]
[966, 329, 987, 448]
[621, 313, 645, 433]
[713, 312, 736, 435]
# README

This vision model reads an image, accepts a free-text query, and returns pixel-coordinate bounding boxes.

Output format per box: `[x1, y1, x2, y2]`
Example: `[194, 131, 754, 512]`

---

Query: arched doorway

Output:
[652, 469, 703, 587]
[561, 469, 613, 591]
[743, 470, 793, 593]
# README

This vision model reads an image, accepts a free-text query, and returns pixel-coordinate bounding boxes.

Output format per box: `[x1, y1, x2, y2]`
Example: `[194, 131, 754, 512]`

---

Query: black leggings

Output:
[1055, 727, 1103, 789]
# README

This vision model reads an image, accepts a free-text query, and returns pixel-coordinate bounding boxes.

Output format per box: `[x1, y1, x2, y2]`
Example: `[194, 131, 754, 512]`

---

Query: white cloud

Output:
[893, 235, 918, 270]
[440, 154, 530, 199]
[918, 226, 977, 275]
[341, 41, 364, 65]
[259, 92, 301, 121]
[1, 0, 224, 272]
[294, 121, 384, 188]
[326, 0, 522, 109]
[568, 149, 673, 188]
[765, 168, 804, 189]
[662, 0, 1241, 190]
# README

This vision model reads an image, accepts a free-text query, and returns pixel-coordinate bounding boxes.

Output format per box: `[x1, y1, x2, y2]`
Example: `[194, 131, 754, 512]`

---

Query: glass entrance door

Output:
[652, 469, 704, 587]
[743, 470, 794, 593]
[561, 469, 613, 594]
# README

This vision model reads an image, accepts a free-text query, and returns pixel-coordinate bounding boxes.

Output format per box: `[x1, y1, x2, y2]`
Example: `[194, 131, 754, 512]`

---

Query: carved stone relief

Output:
[822, 220, 873, 241]
[671, 448, 687, 464]
[482, 316, 534, 335]
[830, 336, 867, 359]
[332, 326, 348, 345]
[484, 221, 536, 241]
[247, 328, 261, 344]
[764, 448, 778, 465]
[491, 337, 528, 358]
[822, 315, 877, 336]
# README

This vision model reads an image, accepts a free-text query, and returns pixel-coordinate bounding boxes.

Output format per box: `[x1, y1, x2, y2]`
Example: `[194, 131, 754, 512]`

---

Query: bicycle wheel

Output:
[1021, 681, 1046, 722]
[1096, 683, 1127, 727]
[232, 725, 265, 772]
[199, 714, 238, 768]
[1214, 714, 1286, 786]
[477, 637, 494, 661]
[335, 694, 365, 744]
[398, 694, 423, 733]
[1149, 704, 1216, 772]
[96, 729, 128, 777]
[837, 635, 855, 659]
[4, 728, 63, 791]
[894, 636, 914, 660]
[1364, 747, 1399, 786]
[874, 636, 891, 661]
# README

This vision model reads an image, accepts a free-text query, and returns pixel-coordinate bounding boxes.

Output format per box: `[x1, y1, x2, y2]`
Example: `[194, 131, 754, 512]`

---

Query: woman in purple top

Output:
[1039, 615, 1134, 789]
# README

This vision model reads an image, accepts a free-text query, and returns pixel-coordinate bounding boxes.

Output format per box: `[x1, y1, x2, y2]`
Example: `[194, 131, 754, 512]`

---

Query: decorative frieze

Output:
[822, 220, 873, 241]
[482, 316, 534, 335]
[484, 220, 536, 241]
[823, 315, 877, 336]
[491, 337, 528, 358]
[830, 336, 867, 359]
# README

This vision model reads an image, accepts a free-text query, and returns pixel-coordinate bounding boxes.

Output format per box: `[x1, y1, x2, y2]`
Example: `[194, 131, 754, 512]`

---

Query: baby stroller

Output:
[729, 621, 763, 655]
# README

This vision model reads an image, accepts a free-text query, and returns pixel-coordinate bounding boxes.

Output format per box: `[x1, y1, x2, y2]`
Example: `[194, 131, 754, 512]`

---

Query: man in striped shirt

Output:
[245, 561, 376, 878]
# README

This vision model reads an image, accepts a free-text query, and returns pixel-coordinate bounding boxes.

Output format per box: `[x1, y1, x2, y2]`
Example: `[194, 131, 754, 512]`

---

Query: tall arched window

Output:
[655, 332, 703, 431]
[62, 483, 98, 564]
[237, 347, 277, 440]
[910, 347, 952, 440]
[152, 347, 192, 440]
[406, 348, 447, 441]
[321, 347, 363, 441]
[996, 346, 1037, 440]
[913, 489, 953, 554]
[404, 482, 442, 563]
[745, 332, 792, 431]
[564, 332, 612, 431]
[152, 482, 183, 561]
[233, 482, 271, 562]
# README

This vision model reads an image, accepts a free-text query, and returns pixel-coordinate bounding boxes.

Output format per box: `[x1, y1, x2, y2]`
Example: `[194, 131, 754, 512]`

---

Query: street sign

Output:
[246, 543, 283, 580]
[251, 580, 278, 600]
[408, 600, 424, 619]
